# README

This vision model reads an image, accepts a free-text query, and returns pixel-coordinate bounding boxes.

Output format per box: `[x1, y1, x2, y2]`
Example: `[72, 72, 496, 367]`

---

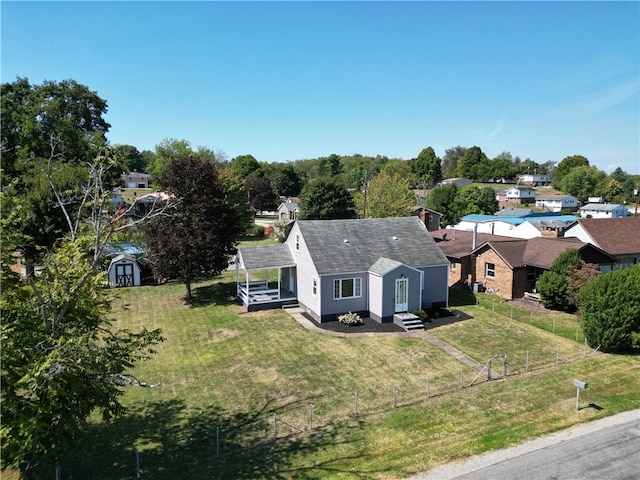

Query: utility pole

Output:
[362, 172, 368, 219]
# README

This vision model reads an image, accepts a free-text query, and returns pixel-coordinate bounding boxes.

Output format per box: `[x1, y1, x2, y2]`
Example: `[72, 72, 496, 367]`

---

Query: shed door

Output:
[115, 263, 134, 287]
[394, 278, 408, 312]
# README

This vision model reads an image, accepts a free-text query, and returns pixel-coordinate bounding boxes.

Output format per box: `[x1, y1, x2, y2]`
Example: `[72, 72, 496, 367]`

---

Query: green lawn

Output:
[50, 275, 640, 479]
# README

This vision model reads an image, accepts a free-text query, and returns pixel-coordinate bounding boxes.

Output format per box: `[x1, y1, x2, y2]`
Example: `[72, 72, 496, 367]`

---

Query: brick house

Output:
[431, 229, 617, 299]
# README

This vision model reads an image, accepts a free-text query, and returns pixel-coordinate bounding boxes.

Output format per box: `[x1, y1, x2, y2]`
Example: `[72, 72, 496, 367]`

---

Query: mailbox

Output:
[573, 379, 588, 390]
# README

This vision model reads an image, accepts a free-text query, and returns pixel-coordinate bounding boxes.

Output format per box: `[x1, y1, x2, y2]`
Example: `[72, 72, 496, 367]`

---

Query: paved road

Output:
[415, 409, 640, 480]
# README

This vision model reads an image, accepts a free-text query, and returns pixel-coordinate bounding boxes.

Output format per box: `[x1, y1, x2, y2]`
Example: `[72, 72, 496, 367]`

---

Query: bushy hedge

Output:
[580, 265, 640, 353]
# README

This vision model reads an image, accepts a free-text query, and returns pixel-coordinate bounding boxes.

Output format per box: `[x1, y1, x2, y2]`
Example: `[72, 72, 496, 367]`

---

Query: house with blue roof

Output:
[452, 212, 579, 238]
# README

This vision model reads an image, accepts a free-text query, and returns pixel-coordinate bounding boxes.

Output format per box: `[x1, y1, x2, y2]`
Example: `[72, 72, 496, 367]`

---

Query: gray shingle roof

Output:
[297, 217, 449, 275]
[238, 244, 295, 270]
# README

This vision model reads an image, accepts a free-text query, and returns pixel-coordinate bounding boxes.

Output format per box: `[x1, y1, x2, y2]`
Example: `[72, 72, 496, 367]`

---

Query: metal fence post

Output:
[216, 425, 220, 458]
[354, 392, 358, 418]
[393, 385, 397, 408]
[309, 403, 314, 430]
[460, 367, 464, 389]
[502, 355, 507, 377]
[135, 447, 140, 479]
[426, 375, 430, 399]
[273, 413, 277, 440]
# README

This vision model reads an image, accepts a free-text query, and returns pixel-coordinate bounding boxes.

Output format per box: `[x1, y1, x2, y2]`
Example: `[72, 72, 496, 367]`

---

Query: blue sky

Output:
[2, 1, 639, 174]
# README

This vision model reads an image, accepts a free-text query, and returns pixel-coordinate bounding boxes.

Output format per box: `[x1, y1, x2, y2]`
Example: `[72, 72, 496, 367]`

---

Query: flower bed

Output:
[338, 311, 363, 326]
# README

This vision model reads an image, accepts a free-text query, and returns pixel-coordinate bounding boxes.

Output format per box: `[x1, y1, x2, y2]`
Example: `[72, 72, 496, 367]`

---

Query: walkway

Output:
[285, 307, 484, 372]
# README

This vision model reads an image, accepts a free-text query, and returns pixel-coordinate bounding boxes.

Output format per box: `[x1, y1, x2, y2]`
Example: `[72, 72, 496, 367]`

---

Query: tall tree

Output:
[245, 175, 277, 212]
[456, 146, 487, 180]
[144, 157, 243, 299]
[425, 183, 459, 226]
[1, 78, 112, 270]
[380, 159, 412, 179]
[411, 147, 442, 188]
[365, 172, 414, 218]
[1, 149, 165, 479]
[113, 144, 148, 173]
[558, 165, 606, 203]
[298, 177, 355, 220]
[442, 145, 466, 179]
[319, 153, 342, 178]
[261, 163, 305, 197]
[147, 138, 195, 185]
[230, 154, 261, 180]
[452, 185, 498, 217]
[552, 154, 589, 189]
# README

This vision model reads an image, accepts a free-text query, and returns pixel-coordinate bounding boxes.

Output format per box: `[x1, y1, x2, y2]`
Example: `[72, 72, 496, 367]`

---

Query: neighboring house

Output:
[277, 197, 299, 221]
[472, 237, 615, 299]
[236, 217, 450, 323]
[496, 186, 536, 204]
[124, 172, 151, 189]
[535, 194, 579, 212]
[412, 207, 442, 232]
[495, 208, 534, 217]
[452, 212, 578, 238]
[431, 229, 617, 299]
[511, 220, 570, 239]
[564, 217, 640, 270]
[579, 203, 628, 218]
[133, 191, 171, 216]
[108, 254, 142, 287]
[440, 177, 473, 188]
[518, 173, 552, 186]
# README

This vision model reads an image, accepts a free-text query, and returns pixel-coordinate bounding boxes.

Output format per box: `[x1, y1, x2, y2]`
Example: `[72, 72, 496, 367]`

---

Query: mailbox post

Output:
[574, 379, 588, 410]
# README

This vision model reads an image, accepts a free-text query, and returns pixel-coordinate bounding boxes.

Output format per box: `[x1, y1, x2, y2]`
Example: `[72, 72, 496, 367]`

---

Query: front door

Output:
[115, 263, 134, 287]
[395, 278, 408, 312]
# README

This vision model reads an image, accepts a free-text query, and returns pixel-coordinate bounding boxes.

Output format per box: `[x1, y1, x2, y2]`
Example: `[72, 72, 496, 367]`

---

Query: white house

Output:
[496, 187, 536, 204]
[518, 173, 552, 186]
[108, 254, 142, 287]
[579, 203, 628, 219]
[564, 217, 640, 270]
[535, 194, 579, 212]
[440, 177, 472, 188]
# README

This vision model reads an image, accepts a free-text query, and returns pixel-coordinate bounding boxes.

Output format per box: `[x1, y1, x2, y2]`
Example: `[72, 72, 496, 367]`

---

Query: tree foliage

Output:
[580, 265, 640, 353]
[558, 165, 606, 203]
[537, 248, 582, 311]
[453, 185, 498, 217]
[1, 78, 113, 269]
[230, 154, 261, 180]
[425, 183, 459, 226]
[1, 149, 166, 479]
[364, 172, 414, 218]
[441, 145, 466, 179]
[245, 175, 277, 212]
[411, 147, 442, 188]
[552, 154, 589, 189]
[144, 157, 243, 299]
[298, 177, 355, 220]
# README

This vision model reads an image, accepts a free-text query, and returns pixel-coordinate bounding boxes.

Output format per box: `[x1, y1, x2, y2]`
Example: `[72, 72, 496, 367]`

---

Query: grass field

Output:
[11, 274, 640, 480]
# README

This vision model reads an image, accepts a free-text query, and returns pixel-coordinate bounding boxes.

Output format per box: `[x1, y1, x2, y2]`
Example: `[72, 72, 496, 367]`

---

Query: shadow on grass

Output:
[187, 280, 238, 309]
[448, 287, 477, 307]
[63, 398, 390, 480]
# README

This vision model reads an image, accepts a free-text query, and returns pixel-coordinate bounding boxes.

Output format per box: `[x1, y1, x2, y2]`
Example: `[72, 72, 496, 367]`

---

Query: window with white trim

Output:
[449, 261, 457, 271]
[295, 234, 300, 252]
[333, 277, 362, 299]
[312, 278, 317, 297]
[485, 262, 496, 278]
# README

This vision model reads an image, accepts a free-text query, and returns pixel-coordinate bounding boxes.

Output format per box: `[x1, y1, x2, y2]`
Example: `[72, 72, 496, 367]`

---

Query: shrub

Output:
[411, 310, 428, 322]
[338, 312, 363, 326]
[246, 224, 265, 236]
[580, 265, 640, 353]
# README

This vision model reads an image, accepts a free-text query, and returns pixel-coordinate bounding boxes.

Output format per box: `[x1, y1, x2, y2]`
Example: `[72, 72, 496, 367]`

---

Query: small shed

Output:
[108, 254, 142, 287]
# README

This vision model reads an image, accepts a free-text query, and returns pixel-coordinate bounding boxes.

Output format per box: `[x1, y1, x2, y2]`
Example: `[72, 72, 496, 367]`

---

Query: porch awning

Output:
[237, 244, 295, 270]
